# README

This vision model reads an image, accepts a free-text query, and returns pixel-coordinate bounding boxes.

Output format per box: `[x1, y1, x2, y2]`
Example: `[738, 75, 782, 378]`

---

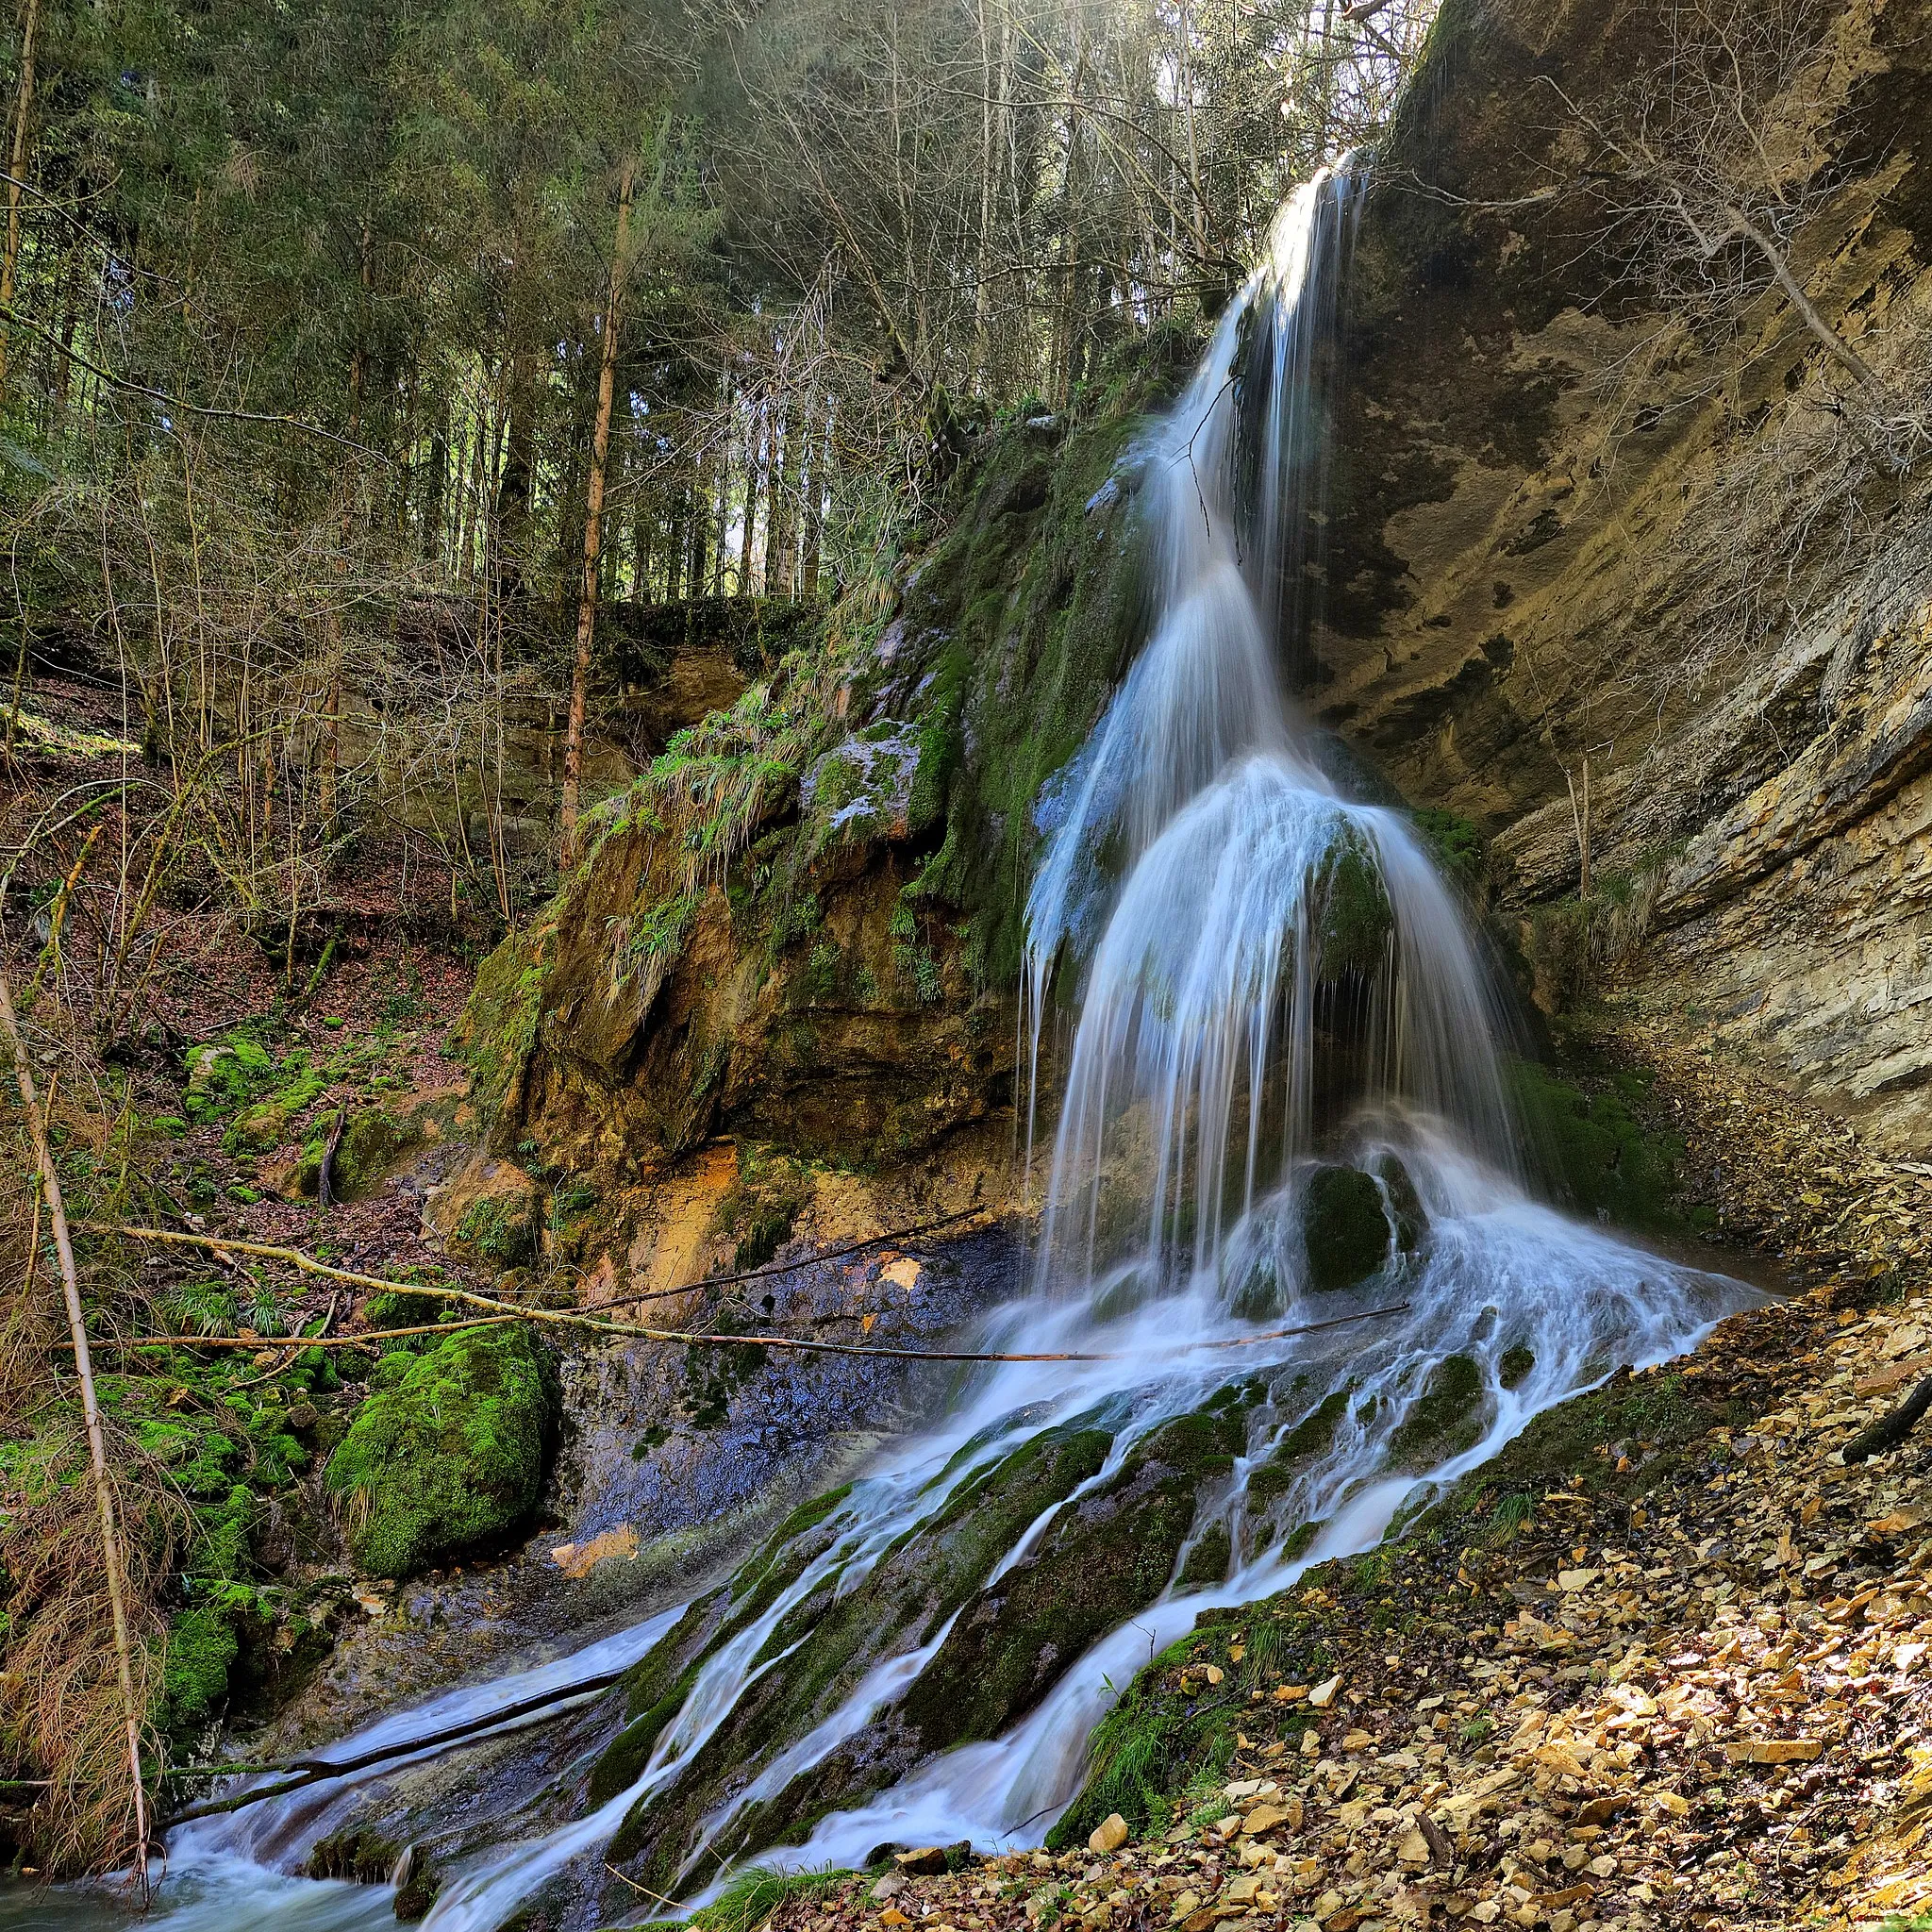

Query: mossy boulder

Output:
[223, 1062, 327, 1154]
[1303, 1166, 1390, 1291]
[324, 1326, 558, 1577]
[293, 1104, 425, 1201]
[1387, 1355, 1488, 1470]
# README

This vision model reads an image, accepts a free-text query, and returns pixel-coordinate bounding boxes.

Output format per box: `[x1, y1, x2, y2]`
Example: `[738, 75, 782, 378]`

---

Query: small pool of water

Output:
[0, 1860, 393, 1932]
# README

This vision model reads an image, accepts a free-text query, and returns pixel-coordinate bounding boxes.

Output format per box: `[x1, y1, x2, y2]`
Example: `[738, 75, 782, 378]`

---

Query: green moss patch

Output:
[157, 1607, 240, 1740]
[1508, 1057, 1690, 1235]
[324, 1326, 558, 1577]
[713, 1143, 814, 1269]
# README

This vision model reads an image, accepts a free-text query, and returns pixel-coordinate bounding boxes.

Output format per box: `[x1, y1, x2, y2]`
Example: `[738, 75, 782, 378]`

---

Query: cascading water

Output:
[52, 166, 1744, 1932]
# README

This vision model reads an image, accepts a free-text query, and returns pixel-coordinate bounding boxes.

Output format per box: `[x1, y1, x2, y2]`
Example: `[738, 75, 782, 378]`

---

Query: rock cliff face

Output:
[458, 347, 1174, 1200]
[467, 0, 1932, 1196]
[1316, 0, 1932, 1150]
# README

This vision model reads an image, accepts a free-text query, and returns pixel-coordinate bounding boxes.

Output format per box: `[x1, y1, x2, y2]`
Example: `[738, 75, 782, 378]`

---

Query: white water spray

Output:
[106, 166, 1742, 1932]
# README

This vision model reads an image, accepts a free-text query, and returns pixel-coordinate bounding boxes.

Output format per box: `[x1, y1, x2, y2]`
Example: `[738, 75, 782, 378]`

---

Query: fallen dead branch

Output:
[73, 1222, 1412, 1365]
[165, 1660, 637, 1824]
[1843, 1371, 1932, 1464]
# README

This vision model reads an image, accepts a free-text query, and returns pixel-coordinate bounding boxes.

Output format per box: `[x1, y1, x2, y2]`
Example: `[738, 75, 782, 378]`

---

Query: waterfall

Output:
[143, 167, 1741, 1932]
[1024, 166, 1516, 1307]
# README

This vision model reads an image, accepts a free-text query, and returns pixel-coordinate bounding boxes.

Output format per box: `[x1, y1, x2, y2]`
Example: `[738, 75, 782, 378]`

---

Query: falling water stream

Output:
[3, 167, 1744, 1932]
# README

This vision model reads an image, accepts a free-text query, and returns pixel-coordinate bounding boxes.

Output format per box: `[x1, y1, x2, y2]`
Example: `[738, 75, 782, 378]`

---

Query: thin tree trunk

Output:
[739, 403, 764, 592]
[0, 966, 152, 1888]
[973, 0, 997, 385]
[0, 0, 42, 406]
[687, 477, 708, 600]
[1177, 0, 1208, 265]
[712, 374, 732, 595]
[800, 395, 829, 600]
[558, 157, 636, 869]
[767, 405, 793, 599]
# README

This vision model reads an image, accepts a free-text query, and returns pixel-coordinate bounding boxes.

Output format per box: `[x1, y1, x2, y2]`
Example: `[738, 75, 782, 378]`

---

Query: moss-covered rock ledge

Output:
[453, 339, 1196, 1189]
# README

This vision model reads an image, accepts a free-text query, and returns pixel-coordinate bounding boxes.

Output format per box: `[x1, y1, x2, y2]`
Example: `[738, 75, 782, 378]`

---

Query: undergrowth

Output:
[687, 1864, 856, 1932]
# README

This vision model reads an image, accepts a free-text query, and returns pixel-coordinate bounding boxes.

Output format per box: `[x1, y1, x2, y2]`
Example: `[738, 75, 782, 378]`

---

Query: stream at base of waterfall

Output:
[2, 167, 1746, 1932]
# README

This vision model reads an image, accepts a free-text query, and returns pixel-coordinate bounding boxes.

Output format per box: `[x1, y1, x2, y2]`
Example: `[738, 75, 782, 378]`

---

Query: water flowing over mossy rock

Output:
[307, 1827, 403, 1885]
[1302, 1164, 1420, 1291]
[1316, 840, 1394, 978]
[602, 1425, 1113, 1887]
[603, 1400, 1248, 1896]
[1387, 1354, 1487, 1471]
[892, 1407, 1244, 1748]
[325, 1327, 558, 1577]
[1245, 1387, 1350, 1507]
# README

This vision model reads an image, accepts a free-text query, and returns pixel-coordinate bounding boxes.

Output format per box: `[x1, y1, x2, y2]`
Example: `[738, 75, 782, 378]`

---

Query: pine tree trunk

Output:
[558, 158, 636, 868]
[0, 0, 42, 407]
[739, 405, 765, 592]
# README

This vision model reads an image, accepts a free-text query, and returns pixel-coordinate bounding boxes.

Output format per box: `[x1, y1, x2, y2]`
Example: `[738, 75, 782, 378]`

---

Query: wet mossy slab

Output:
[1303, 1166, 1391, 1291]
[689, 1403, 1249, 1878]
[898, 1407, 1242, 1747]
[1386, 1353, 1488, 1470]
[323, 1326, 558, 1577]
[1245, 1387, 1350, 1504]
[603, 1424, 1113, 1889]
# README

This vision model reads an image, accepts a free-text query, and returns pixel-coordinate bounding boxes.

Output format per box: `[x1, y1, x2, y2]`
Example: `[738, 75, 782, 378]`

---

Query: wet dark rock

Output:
[1303, 1166, 1390, 1291]
[1500, 1343, 1536, 1389]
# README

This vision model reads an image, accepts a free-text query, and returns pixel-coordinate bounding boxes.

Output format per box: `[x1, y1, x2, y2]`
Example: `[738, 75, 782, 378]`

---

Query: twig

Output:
[0, 969, 153, 1890]
[66, 1313, 513, 1352]
[604, 1864, 689, 1914]
[165, 1662, 637, 1824]
[570, 1202, 993, 1313]
[0, 298, 390, 458]
[228, 1292, 340, 1390]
